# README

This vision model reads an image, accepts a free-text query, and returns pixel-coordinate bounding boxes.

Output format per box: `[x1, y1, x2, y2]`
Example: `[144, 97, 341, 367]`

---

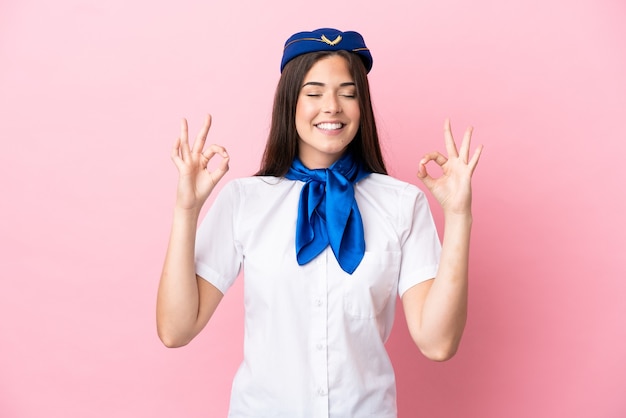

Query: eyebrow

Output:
[301, 81, 356, 88]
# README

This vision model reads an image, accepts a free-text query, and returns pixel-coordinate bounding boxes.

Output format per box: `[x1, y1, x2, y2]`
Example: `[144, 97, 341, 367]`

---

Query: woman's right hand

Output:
[171, 114, 230, 211]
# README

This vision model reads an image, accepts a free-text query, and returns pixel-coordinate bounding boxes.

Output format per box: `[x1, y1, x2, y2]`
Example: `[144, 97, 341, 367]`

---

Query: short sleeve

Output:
[397, 186, 442, 297]
[194, 180, 243, 294]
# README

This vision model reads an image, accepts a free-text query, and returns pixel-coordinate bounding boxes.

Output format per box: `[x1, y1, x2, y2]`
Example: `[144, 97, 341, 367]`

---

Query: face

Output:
[295, 55, 360, 169]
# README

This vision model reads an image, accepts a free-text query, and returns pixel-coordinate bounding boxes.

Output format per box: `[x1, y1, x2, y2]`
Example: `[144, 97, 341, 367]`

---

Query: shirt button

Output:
[316, 343, 324, 350]
[314, 298, 323, 307]
[318, 388, 327, 396]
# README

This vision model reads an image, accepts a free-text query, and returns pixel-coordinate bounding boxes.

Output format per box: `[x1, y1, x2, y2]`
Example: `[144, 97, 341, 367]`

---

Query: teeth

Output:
[316, 122, 343, 130]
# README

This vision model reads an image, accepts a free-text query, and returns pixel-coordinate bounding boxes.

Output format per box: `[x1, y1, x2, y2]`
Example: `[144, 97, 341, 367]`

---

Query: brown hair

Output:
[256, 50, 387, 176]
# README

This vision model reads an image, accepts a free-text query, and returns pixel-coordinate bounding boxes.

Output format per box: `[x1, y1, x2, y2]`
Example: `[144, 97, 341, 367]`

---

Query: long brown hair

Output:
[256, 50, 387, 176]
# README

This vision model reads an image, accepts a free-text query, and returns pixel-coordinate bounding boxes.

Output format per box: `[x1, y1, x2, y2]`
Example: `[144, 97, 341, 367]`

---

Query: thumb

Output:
[417, 161, 435, 189]
[209, 155, 230, 185]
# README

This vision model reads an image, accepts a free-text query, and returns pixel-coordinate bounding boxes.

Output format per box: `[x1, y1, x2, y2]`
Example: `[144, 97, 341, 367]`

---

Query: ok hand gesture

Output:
[171, 114, 230, 212]
[417, 119, 483, 216]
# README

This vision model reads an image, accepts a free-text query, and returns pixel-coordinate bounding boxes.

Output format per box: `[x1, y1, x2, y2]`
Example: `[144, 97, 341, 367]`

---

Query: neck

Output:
[297, 150, 349, 170]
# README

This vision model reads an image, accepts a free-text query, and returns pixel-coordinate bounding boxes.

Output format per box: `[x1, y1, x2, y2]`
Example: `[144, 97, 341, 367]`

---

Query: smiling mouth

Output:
[315, 122, 344, 130]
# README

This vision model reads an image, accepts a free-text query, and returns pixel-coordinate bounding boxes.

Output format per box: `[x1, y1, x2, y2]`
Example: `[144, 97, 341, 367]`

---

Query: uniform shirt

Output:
[195, 174, 441, 418]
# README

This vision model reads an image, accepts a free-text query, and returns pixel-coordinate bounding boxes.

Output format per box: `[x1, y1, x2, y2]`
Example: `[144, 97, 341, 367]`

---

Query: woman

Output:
[157, 28, 482, 417]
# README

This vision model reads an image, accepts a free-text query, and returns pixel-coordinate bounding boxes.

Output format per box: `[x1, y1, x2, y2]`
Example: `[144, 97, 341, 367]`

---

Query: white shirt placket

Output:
[310, 249, 330, 418]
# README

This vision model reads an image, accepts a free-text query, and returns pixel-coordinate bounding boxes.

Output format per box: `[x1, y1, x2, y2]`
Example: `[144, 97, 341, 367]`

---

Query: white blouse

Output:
[195, 173, 441, 418]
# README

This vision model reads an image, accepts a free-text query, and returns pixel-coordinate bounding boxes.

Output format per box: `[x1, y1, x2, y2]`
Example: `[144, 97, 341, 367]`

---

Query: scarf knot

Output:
[285, 153, 371, 274]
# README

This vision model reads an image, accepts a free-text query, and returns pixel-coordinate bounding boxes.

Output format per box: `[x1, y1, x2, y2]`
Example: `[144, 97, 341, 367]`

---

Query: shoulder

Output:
[221, 176, 295, 192]
[356, 174, 433, 229]
[358, 173, 426, 201]
[217, 176, 302, 205]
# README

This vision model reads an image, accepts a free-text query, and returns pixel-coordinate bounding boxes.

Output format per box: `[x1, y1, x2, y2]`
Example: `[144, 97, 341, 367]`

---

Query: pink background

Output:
[1, 0, 625, 417]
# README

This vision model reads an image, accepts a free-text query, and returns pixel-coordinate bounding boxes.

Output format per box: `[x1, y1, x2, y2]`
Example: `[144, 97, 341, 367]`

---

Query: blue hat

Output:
[280, 28, 373, 73]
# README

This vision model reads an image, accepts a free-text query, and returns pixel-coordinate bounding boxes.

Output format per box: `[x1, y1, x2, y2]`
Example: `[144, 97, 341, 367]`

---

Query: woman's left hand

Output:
[417, 119, 483, 216]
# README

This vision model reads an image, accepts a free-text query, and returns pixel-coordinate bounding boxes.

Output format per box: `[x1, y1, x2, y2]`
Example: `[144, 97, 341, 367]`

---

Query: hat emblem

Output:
[321, 34, 342, 46]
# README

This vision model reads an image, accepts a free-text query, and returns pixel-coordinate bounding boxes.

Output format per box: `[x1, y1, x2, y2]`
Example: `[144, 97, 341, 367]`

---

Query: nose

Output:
[323, 94, 342, 114]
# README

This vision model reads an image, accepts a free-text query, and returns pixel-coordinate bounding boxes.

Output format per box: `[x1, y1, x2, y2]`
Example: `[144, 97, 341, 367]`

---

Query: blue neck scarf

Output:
[285, 152, 371, 274]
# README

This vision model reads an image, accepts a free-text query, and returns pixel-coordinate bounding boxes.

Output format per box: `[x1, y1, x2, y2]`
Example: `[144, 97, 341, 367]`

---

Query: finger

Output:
[192, 114, 212, 154]
[417, 152, 446, 189]
[210, 157, 230, 185]
[468, 144, 484, 173]
[444, 118, 459, 158]
[420, 151, 448, 167]
[170, 136, 184, 168]
[458, 125, 474, 163]
[204, 145, 230, 184]
[416, 163, 435, 189]
[201, 144, 229, 163]
[180, 118, 191, 161]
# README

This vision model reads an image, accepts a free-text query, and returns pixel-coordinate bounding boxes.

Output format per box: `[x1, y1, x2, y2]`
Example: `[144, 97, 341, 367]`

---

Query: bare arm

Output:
[403, 119, 482, 361]
[156, 115, 229, 348]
